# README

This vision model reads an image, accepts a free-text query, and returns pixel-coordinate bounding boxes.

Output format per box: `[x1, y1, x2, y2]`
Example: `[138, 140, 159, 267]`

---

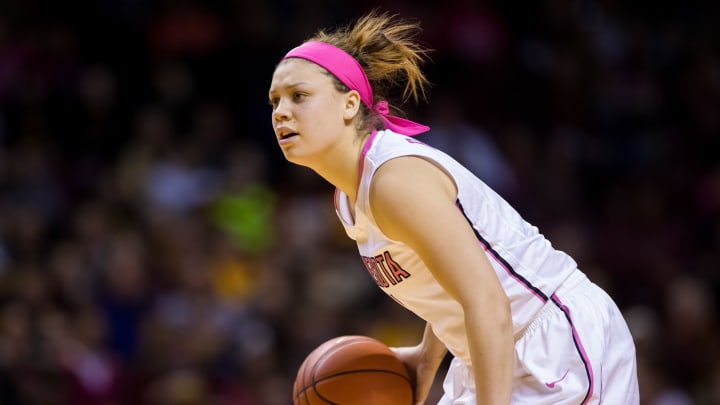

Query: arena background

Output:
[0, 0, 718, 404]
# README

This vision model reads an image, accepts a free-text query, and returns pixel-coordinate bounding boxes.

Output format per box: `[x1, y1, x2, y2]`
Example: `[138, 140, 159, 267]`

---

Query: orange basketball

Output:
[293, 335, 414, 405]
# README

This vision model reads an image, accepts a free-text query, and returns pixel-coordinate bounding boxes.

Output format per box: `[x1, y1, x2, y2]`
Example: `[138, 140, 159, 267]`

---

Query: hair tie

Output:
[282, 41, 429, 136]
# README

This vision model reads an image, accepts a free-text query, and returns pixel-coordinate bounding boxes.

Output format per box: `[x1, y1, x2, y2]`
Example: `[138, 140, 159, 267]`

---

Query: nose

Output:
[272, 99, 290, 123]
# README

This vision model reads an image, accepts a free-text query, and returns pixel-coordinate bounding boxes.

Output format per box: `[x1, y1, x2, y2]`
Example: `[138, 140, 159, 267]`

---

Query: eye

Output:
[292, 92, 306, 102]
[269, 97, 279, 108]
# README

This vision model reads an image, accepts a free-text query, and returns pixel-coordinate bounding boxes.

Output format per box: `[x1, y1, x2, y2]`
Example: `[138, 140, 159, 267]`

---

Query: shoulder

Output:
[370, 156, 456, 217]
[368, 130, 430, 159]
[365, 131, 448, 177]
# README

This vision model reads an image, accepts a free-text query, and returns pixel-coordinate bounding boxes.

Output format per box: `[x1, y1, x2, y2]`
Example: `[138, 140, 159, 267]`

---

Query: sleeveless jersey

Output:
[334, 130, 578, 364]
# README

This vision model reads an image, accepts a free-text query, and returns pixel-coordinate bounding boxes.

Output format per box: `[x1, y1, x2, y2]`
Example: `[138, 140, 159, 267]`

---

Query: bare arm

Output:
[371, 156, 513, 405]
[393, 323, 448, 404]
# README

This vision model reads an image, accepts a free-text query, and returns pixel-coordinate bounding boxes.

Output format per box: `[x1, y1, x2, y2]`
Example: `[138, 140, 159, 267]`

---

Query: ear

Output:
[342, 90, 362, 121]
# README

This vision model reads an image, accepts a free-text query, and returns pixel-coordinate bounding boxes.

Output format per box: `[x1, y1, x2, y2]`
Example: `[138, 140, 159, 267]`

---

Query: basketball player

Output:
[268, 10, 639, 404]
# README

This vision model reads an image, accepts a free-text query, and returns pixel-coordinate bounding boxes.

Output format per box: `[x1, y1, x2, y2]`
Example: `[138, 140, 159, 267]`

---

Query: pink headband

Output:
[282, 41, 429, 136]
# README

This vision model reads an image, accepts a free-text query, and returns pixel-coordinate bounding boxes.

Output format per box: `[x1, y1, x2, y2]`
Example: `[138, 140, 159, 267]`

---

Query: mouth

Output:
[277, 130, 300, 144]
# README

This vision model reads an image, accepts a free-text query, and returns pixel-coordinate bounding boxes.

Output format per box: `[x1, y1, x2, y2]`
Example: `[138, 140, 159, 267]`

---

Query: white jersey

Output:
[334, 129, 578, 364]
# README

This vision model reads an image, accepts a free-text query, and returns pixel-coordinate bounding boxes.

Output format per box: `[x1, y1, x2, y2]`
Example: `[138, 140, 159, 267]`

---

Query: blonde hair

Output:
[307, 10, 431, 133]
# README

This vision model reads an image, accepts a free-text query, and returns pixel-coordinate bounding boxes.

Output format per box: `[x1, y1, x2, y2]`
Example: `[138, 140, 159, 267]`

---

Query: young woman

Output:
[268, 11, 639, 405]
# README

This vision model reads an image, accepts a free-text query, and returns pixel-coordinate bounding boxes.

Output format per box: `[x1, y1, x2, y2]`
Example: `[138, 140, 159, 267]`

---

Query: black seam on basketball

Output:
[310, 337, 374, 388]
[294, 359, 310, 404]
[310, 337, 403, 405]
[306, 387, 334, 405]
[297, 368, 411, 392]
[295, 388, 332, 405]
[311, 337, 382, 381]
[299, 369, 411, 403]
[315, 369, 411, 384]
[295, 382, 333, 405]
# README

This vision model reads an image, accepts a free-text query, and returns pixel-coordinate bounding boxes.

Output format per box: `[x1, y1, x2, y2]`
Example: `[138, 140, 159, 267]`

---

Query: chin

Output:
[282, 150, 309, 167]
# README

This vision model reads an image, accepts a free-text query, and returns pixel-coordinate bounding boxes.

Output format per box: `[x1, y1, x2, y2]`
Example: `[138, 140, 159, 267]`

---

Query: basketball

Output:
[293, 335, 414, 405]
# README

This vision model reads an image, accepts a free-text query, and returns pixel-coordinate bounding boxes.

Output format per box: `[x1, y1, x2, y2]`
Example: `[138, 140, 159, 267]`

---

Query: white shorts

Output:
[438, 271, 639, 404]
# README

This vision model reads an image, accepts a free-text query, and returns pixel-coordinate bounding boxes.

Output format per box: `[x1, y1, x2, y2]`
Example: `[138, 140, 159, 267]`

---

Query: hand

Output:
[391, 345, 438, 405]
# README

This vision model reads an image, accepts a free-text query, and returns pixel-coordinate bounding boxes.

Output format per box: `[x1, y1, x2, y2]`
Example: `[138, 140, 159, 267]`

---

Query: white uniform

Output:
[334, 130, 639, 404]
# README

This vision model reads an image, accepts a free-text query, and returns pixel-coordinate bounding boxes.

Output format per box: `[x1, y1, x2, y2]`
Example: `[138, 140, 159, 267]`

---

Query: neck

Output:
[309, 131, 370, 202]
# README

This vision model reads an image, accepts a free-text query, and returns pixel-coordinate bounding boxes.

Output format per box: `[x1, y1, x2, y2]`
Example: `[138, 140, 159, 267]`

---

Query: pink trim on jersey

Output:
[551, 293, 595, 404]
[356, 129, 379, 197]
[455, 200, 548, 303]
[481, 242, 548, 303]
[333, 129, 379, 212]
[456, 199, 595, 401]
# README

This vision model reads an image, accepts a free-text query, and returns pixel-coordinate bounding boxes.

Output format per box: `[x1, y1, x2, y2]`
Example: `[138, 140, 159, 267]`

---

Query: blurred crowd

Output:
[0, 0, 718, 404]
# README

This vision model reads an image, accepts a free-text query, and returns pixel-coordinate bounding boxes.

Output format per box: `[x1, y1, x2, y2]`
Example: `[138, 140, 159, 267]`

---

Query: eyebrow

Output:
[269, 81, 309, 95]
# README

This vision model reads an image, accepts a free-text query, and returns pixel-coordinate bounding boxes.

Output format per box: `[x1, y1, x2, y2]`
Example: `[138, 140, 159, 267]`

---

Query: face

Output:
[269, 59, 359, 167]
